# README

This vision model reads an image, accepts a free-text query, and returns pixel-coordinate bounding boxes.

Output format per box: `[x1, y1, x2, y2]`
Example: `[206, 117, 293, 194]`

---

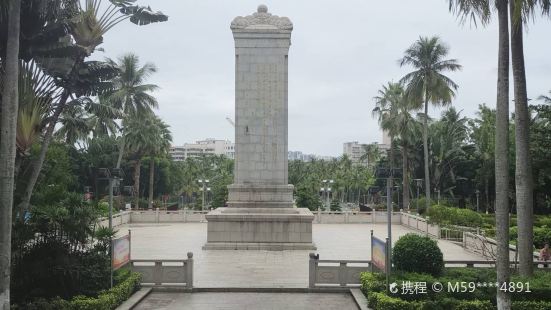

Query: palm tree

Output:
[447, 1, 511, 308]
[124, 113, 170, 209]
[146, 118, 172, 209]
[399, 36, 462, 212]
[18, 1, 167, 214]
[470, 104, 497, 212]
[106, 53, 159, 169]
[430, 108, 469, 197]
[509, 0, 550, 277]
[372, 82, 419, 210]
[0, 0, 21, 306]
[359, 143, 382, 168]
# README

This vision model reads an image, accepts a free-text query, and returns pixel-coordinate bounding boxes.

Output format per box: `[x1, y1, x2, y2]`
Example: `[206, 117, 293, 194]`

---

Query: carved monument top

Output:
[230, 5, 293, 31]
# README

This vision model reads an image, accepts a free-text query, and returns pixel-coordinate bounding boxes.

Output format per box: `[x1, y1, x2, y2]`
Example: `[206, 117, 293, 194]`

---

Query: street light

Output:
[198, 179, 210, 210]
[435, 188, 441, 205]
[475, 189, 480, 213]
[394, 185, 400, 210]
[413, 179, 423, 212]
[321, 179, 333, 211]
[98, 167, 124, 288]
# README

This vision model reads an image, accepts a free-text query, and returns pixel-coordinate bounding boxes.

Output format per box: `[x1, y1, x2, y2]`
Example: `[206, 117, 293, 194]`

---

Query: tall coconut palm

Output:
[373, 82, 420, 210]
[447, 0, 511, 308]
[359, 143, 382, 169]
[509, 0, 550, 277]
[430, 108, 469, 196]
[0, 0, 21, 307]
[124, 113, 169, 209]
[399, 36, 462, 211]
[146, 118, 172, 209]
[106, 53, 159, 169]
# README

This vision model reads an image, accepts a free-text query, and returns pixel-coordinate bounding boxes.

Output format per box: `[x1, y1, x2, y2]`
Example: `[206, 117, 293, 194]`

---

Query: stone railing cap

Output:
[231, 5, 293, 31]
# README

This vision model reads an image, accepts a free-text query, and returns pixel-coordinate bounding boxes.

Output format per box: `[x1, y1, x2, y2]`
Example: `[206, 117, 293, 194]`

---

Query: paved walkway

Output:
[133, 292, 358, 310]
[119, 223, 484, 288]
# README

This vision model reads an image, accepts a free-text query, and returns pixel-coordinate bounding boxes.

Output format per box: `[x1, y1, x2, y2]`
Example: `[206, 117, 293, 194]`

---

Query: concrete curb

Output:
[149, 286, 351, 293]
[350, 288, 370, 310]
[116, 287, 152, 310]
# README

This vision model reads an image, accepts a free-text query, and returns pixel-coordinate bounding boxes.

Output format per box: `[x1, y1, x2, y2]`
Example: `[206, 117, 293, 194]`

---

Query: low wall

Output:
[314, 211, 401, 224]
[400, 212, 440, 238]
[130, 210, 208, 223]
[462, 232, 534, 260]
[130, 253, 193, 287]
[98, 211, 131, 228]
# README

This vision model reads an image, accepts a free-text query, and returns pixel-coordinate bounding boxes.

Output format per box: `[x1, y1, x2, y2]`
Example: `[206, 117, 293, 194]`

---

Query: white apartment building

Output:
[343, 141, 366, 164]
[170, 139, 235, 161]
[343, 131, 391, 165]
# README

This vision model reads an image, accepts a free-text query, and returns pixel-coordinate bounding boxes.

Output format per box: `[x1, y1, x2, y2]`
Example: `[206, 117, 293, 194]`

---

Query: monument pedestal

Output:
[203, 207, 316, 250]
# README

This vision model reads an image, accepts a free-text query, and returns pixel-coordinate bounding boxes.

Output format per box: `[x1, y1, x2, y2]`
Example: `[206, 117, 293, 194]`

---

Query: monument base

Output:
[203, 207, 316, 250]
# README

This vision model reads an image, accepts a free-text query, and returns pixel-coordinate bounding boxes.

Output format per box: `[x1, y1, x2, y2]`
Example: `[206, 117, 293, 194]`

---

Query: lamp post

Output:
[394, 185, 400, 210]
[413, 179, 423, 212]
[475, 189, 480, 213]
[198, 179, 209, 210]
[98, 167, 124, 288]
[321, 179, 333, 211]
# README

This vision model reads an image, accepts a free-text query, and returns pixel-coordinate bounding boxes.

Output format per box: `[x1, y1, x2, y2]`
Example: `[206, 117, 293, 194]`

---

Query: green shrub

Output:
[330, 200, 341, 211]
[512, 301, 551, 310]
[454, 300, 494, 310]
[367, 292, 417, 310]
[536, 216, 551, 228]
[360, 272, 386, 296]
[426, 205, 483, 228]
[534, 226, 551, 248]
[392, 234, 444, 276]
[411, 197, 434, 215]
[15, 272, 141, 310]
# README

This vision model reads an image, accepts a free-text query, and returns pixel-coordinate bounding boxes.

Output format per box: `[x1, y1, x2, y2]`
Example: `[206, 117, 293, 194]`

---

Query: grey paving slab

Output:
[119, 223, 484, 288]
[133, 292, 358, 310]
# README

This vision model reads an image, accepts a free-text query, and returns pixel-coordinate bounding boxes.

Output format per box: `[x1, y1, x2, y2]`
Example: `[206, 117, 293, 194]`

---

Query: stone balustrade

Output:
[308, 254, 550, 288]
[399, 212, 440, 238]
[308, 253, 372, 288]
[130, 253, 194, 288]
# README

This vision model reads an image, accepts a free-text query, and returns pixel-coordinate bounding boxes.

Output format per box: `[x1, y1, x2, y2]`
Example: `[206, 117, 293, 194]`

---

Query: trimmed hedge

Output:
[13, 271, 141, 310]
[426, 205, 484, 228]
[361, 269, 551, 310]
[392, 234, 444, 276]
[512, 301, 551, 310]
[367, 291, 494, 310]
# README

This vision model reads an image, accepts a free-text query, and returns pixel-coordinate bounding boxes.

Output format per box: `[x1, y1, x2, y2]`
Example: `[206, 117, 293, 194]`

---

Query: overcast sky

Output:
[96, 0, 550, 157]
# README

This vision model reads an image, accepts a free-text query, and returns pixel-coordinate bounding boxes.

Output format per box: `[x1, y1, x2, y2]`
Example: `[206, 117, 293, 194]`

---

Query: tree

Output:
[399, 36, 462, 212]
[124, 113, 170, 209]
[106, 53, 159, 169]
[146, 118, 172, 209]
[18, 0, 167, 215]
[360, 143, 382, 168]
[372, 82, 419, 210]
[0, 0, 21, 306]
[430, 108, 469, 197]
[447, 1, 510, 307]
[509, 0, 550, 277]
[470, 104, 496, 212]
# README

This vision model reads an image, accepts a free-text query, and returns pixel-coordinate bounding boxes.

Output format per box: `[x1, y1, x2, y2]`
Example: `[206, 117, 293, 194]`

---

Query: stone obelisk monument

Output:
[203, 5, 315, 250]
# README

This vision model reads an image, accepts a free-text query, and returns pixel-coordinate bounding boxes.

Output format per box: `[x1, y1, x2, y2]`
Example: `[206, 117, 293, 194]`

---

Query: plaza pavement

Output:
[133, 292, 359, 310]
[119, 223, 484, 288]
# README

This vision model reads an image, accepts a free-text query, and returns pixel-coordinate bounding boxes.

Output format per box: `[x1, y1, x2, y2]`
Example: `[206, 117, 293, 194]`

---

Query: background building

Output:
[170, 138, 235, 161]
[288, 151, 334, 162]
[343, 130, 391, 165]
